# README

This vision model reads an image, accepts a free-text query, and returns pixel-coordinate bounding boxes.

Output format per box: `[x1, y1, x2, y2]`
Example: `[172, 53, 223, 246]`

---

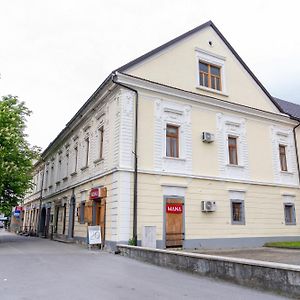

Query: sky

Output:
[0, 0, 300, 150]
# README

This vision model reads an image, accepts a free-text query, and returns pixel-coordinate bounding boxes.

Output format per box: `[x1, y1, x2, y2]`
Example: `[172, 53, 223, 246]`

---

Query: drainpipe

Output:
[292, 121, 300, 184]
[112, 73, 138, 246]
[37, 161, 45, 235]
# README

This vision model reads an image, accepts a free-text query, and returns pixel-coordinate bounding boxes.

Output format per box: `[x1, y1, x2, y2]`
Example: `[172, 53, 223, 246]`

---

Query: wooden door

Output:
[165, 198, 184, 248]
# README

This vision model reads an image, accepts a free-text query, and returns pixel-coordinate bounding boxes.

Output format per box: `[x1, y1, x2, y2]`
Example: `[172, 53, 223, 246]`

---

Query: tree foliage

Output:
[0, 95, 40, 215]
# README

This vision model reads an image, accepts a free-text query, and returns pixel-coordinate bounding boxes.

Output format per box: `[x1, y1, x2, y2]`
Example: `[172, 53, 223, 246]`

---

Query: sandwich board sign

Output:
[88, 226, 101, 246]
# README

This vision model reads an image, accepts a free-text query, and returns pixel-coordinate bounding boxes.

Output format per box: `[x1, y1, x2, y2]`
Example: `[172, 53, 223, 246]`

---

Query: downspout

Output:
[37, 161, 45, 235]
[292, 121, 300, 184]
[112, 73, 138, 245]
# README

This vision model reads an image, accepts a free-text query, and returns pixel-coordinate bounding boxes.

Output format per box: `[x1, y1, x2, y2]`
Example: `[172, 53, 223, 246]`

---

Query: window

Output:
[284, 203, 296, 225]
[228, 136, 238, 165]
[166, 125, 179, 158]
[64, 151, 69, 179]
[74, 146, 78, 172]
[99, 127, 104, 159]
[279, 144, 287, 171]
[231, 200, 245, 225]
[84, 137, 90, 167]
[199, 61, 221, 91]
[57, 157, 62, 183]
[79, 202, 85, 224]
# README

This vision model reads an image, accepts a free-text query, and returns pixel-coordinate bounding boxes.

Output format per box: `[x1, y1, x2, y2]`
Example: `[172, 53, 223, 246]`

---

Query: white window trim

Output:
[164, 122, 182, 159]
[195, 47, 227, 95]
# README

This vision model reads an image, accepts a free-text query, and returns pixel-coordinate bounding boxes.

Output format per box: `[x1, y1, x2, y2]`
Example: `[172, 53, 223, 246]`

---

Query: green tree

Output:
[0, 95, 40, 216]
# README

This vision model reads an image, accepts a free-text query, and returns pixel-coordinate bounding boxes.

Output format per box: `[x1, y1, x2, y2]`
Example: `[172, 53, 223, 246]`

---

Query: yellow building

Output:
[23, 21, 300, 250]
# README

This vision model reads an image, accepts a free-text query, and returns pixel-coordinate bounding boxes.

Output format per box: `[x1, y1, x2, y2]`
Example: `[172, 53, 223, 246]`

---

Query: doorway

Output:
[40, 207, 46, 236]
[165, 197, 184, 248]
[92, 199, 106, 246]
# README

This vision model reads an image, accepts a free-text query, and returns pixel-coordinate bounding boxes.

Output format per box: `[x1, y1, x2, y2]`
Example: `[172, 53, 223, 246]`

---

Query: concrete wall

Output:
[117, 245, 300, 298]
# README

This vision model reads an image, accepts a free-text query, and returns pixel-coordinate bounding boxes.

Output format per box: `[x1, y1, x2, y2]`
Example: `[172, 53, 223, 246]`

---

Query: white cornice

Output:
[115, 72, 296, 126]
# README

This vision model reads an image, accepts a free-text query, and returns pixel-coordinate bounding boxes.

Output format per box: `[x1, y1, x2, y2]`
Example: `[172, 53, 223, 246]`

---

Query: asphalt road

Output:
[0, 230, 288, 300]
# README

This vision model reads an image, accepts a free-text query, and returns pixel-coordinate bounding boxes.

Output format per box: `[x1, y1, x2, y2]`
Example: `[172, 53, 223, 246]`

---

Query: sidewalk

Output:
[190, 247, 300, 266]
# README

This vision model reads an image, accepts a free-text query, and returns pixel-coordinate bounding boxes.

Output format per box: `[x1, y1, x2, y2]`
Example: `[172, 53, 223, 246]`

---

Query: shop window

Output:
[84, 201, 93, 225]
[231, 200, 245, 225]
[284, 203, 296, 225]
[79, 202, 85, 224]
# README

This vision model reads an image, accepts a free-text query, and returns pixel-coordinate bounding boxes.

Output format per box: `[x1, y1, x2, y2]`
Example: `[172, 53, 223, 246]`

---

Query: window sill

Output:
[81, 166, 89, 171]
[285, 223, 296, 226]
[55, 181, 60, 185]
[48, 185, 53, 189]
[70, 171, 77, 177]
[196, 85, 228, 97]
[163, 156, 186, 162]
[280, 170, 294, 175]
[231, 222, 245, 225]
[226, 164, 244, 169]
[94, 158, 104, 164]
[62, 176, 68, 181]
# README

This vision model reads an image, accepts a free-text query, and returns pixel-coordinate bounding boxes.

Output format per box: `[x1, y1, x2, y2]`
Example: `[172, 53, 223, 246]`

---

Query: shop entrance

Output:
[93, 199, 106, 246]
[165, 198, 184, 248]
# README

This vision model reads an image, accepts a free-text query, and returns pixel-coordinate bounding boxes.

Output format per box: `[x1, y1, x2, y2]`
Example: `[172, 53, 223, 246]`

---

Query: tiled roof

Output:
[273, 97, 300, 120]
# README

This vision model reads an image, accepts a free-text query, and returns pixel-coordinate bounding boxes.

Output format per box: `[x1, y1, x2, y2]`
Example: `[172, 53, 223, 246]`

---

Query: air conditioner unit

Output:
[201, 201, 216, 212]
[202, 132, 214, 143]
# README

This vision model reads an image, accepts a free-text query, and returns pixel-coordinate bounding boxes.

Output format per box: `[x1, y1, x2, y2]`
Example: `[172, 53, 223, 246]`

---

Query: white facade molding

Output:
[118, 89, 135, 169]
[162, 185, 187, 197]
[217, 113, 250, 180]
[271, 126, 298, 186]
[195, 47, 227, 94]
[115, 72, 293, 126]
[283, 194, 295, 204]
[154, 99, 192, 174]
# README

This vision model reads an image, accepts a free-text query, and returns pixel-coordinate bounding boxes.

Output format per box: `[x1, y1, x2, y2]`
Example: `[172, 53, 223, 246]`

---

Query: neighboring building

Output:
[23, 21, 300, 250]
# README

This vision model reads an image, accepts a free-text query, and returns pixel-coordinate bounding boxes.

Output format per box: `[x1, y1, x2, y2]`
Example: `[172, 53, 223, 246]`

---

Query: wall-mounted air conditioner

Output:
[202, 132, 214, 143]
[201, 201, 216, 212]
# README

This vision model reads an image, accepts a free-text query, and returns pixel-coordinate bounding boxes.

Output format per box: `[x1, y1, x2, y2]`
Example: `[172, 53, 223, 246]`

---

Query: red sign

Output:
[166, 203, 183, 214]
[89, 188, 99, 200]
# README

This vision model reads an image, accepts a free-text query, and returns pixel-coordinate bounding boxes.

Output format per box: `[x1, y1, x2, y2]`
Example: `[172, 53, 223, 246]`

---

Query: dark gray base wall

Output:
[137, 236, 300, 250]
[72, 237, 128, 253]
[117, 245, 300, 298]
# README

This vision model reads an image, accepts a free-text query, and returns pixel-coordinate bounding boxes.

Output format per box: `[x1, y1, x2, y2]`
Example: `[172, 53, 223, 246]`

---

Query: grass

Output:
[264, 241, 300, 249]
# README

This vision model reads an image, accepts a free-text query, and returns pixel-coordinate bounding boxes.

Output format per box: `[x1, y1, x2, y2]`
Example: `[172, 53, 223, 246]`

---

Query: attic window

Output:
[195, 48, 226, 94]
[199, 61, 221, 91]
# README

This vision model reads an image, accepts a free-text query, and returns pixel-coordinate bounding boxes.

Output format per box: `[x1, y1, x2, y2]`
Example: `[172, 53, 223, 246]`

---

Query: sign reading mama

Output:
[166, 203, 183, 214]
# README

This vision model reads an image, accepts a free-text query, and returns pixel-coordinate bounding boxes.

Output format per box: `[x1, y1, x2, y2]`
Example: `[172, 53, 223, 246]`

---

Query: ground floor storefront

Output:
[22, 171, 300, 250]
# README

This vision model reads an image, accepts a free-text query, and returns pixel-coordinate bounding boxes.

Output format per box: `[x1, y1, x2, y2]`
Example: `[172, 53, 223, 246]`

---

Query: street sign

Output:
[88, 226, 101, 245]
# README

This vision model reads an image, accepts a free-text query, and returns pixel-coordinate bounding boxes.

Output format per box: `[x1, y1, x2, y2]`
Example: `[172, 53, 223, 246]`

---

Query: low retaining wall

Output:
[117, 244, 300, 298]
